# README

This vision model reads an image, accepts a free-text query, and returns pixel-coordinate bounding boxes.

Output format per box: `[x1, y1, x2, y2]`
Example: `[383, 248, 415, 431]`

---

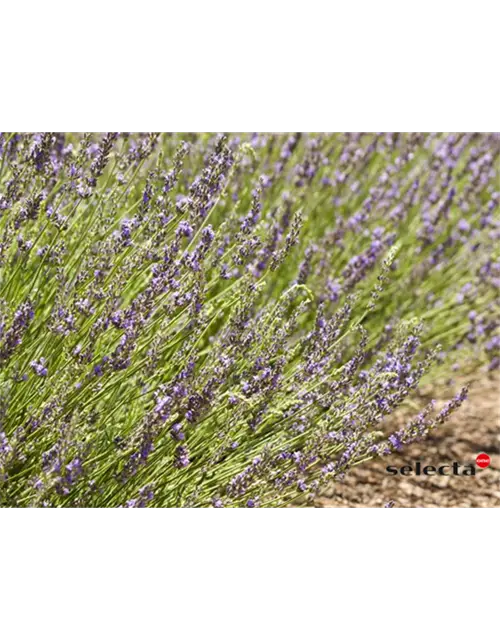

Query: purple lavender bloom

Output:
[457, 218, 470, 233]
[177, 220, 193, 238]
[30, 358, 48, 377]
[87, 132, 117, 187]
[142, 184, 152, 204]
[201, 225, 215, 245]
[124, 485, 154, 508]
[436, 387, 468, 423]
[154, 395, 171, 421]
[93, 364, 103, 377]
[170, 423, 185, 441]
[388, 433, 403, 451]
[0, 432, 12, 456]
[174, 445, 190, 469]
[260, 174, 272, 188]
[0, 301, 34, 364]
[65, 458, 83, 485]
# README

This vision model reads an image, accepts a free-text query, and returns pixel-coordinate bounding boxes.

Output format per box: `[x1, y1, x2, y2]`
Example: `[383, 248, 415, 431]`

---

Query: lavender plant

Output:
[0, 133, 498, 507]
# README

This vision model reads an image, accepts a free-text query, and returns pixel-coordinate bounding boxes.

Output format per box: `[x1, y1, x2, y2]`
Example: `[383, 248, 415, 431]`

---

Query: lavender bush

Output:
[0, 133, 498, 507]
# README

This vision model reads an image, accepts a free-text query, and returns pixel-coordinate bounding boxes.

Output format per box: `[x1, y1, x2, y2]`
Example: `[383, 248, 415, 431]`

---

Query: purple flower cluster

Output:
[0, 300, 34, 364]
[30, 357, 48, 377]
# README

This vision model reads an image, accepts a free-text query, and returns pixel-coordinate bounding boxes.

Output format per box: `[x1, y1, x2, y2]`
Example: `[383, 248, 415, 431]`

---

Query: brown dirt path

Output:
[315, 374, 500, 508]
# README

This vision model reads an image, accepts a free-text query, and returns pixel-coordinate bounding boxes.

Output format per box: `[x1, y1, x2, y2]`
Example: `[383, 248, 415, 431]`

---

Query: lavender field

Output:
[0, 132, 498, 508]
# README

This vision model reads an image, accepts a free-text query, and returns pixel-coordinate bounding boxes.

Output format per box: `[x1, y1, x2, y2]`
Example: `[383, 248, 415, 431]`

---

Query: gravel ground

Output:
[315, 374, 500, 508]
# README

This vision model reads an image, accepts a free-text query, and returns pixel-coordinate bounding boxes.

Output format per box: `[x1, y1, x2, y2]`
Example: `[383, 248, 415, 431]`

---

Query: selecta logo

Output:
[476, 453, 491, 469]
[387, 452, 491, 476]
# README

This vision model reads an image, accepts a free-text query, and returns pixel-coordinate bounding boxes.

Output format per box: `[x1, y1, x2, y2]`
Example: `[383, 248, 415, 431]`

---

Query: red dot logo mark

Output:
[476, 453, 491, 469]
